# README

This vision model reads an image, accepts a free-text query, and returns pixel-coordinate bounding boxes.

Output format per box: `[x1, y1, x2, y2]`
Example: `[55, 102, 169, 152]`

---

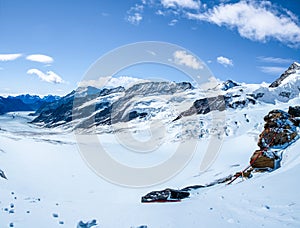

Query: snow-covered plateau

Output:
[1, 63, 300, 227]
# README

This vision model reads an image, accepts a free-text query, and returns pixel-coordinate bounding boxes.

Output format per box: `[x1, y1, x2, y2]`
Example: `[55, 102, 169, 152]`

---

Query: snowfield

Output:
[1, 95, 300, 227]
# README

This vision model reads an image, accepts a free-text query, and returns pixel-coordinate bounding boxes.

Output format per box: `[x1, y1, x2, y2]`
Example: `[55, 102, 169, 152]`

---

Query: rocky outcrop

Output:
[269, 62, 300, 88]
[250, 150, 279, 169]
[141, 188, 190, 203]
[77, 219, 97, 228]
[258, 110, 299, 149]
[141, 175, 232, 203]
[288, 106, 300, 117]
[173, 93, 255, 121]
[250, 109, 299, 170]
[173, 95, 226, 121]
[0, 169, 7, 180]
[220, 80, 240, 91]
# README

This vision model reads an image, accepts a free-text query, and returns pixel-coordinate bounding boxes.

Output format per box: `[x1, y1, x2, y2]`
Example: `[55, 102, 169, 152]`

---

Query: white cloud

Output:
[161, 0, 200, 9]
[0, 54, 22, 61]
[168, 19, 178, 26]
[27, 69, 63, 84]
[127, 13, 143, 25]
[173, 50, 203, 69]
[259, 66, 286, 75]
[217, 56, 233, 67]
[156, 9, 166, 16]
[186, 1, 300, 46]
[257, 56, 294, 64]
[78, 76, 148, 89]
[26, 54, 54, 64]
[126, 3, 144, 25]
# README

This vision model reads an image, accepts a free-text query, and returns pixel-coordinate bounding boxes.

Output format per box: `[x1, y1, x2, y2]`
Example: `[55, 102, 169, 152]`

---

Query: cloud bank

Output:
[161, 0, 200, 9]
[217, 56, 233, 67]
[26, 54, 54, 64]
[186, 1, 300, 46]
[173, 50, 203, 69]
[78, 76, 148, 89]
[131, 0, 300, 47]
[27, 69, 63, 84]
[0, 54, 22, 61]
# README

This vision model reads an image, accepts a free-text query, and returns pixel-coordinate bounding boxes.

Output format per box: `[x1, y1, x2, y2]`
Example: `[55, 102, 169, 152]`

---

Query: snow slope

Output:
[1, 96, 300, 227]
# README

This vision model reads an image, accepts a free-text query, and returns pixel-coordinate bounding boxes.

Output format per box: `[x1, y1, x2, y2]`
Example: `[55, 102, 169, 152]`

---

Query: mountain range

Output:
[0, 94, 60, 115]
[31, 62, 300, 131]
[1, 62, 300, 133]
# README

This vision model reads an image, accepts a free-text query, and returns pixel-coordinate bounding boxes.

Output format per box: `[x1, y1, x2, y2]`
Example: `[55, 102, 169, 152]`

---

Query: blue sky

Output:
[0, 0, 299, 96]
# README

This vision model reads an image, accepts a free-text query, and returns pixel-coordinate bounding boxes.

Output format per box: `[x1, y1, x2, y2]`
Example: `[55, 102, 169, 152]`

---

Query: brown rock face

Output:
[250, 109, 299, 171]
[250, 150, 275, 169]
[258, 110, 298, 149]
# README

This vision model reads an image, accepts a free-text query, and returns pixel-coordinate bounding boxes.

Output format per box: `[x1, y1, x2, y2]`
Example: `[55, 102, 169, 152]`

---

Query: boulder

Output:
[0, 169, 7, 179]
[250, 150, 275, 169]
[141, 188, 190, 203]
[77, 219, 97, 228]
[288, 106, 300, 117]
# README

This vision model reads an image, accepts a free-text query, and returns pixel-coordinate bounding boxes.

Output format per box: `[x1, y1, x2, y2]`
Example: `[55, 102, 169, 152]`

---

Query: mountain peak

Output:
[269, 62, 300, 88]
[293, 61, 300, 67]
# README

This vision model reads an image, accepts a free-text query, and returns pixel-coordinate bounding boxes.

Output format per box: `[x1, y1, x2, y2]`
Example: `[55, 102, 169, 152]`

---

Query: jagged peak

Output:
[269, 62, 300, 88]
[293, 61, 300, 66]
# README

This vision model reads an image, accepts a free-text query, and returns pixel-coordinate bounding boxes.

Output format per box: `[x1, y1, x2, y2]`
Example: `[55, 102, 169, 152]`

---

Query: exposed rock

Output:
[173, 93, 255, 121]
[181, 185, 205, 191]
[250, 108, 299, 171]
[220, 80, 240, 91]
[141, 188, 190, 203]
[141, 175, 233, 203]
[250, 150, 278, 170]
[258, 110, 298, 149]
[76, 219, 97, 228]
[127, 111, 148, 121]
[288, 106, 300, 117]
[0, 169, 7, 179]
[173, 95, 226, 121]
[269, 62, 300, 88]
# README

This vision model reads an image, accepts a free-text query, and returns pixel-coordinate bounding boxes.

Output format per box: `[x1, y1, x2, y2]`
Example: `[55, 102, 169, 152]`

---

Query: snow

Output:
[0, 95, 300, 228]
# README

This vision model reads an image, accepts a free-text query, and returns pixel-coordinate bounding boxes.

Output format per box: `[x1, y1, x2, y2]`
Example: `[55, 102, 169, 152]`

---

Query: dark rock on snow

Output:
[288, 106, 300, 117]
[141, 188, 190, 203]
[220, 80, 240, 91]
[77, 219, 97, 228]
[0, 169, 7, 179]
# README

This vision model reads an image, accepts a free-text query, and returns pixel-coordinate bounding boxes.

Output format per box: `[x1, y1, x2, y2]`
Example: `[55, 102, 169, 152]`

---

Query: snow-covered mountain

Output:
[29, 63, 300, 133]
[1, 63, 300, 227]
[0, 94, 60, 115]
